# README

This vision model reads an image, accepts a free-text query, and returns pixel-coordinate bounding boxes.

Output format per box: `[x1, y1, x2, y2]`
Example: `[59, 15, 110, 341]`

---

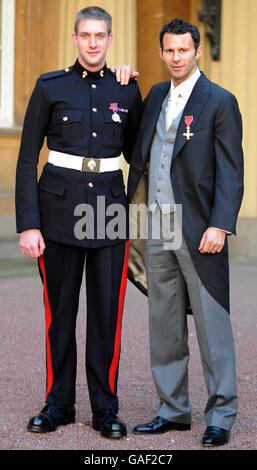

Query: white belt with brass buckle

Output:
[48, 150, 120, 173]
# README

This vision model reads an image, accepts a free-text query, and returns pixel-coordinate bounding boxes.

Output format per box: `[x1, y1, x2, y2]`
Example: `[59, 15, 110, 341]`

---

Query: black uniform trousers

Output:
[38, 238, 129, 414]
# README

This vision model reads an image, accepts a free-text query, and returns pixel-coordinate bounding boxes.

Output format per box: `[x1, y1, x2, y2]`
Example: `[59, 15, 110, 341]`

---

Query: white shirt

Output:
[166, 67, 201, 120]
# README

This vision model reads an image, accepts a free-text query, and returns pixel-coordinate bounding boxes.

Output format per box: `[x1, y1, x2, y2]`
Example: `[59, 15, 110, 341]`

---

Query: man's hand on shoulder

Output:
[20, 229, 46, 259]
[110, 64, 139, 85]
[199, 227, 226, 254]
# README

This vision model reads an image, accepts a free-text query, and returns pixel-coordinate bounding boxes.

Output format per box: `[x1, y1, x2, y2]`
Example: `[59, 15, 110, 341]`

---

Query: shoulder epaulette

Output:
[41, 66, 74, 80]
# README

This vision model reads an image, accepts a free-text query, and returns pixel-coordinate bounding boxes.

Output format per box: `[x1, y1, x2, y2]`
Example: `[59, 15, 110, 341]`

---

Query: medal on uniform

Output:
[109, 103, 121, 123]
[183, 115, 194, 141]
[112, 113, 121, 123]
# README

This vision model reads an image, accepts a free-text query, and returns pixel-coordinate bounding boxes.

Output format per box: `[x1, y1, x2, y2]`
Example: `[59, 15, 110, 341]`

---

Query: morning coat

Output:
[127, 72, 244, 313]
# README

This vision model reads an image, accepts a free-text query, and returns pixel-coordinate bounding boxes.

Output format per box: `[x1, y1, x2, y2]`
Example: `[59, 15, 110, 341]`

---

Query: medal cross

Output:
[183, 126, 194, 141]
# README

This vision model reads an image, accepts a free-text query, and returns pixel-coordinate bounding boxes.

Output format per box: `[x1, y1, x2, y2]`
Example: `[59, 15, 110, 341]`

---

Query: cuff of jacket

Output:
[211, 226, 232, 235]
[16, 212, 41, 233]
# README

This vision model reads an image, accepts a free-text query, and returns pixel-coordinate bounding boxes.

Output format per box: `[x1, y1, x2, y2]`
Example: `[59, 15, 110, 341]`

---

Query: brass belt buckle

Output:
[81, 157, 101, 173]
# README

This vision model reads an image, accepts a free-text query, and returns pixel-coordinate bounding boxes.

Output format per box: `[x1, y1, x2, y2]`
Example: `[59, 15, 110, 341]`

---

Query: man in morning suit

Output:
[127, 18, 243, 446]
[15, 6, 142, 438]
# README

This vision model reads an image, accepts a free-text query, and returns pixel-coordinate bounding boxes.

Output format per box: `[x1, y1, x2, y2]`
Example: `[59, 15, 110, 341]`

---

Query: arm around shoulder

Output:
[122, 81, 143, 162]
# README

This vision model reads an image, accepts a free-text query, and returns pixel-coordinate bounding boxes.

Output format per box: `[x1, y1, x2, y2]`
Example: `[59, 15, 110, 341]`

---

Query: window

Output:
[0, 0, 15, 127]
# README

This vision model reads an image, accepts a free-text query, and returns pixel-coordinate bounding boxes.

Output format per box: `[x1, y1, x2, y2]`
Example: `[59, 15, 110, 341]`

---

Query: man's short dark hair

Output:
[160, 18, 200, 53]
[74, 6, 112, 35]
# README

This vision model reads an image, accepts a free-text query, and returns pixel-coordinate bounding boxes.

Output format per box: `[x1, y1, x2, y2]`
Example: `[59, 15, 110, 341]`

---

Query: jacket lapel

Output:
[171, 73, 210, 162]
[141, 81, 170, 165]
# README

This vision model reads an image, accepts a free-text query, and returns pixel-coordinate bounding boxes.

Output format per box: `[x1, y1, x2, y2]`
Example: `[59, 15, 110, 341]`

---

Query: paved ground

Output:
[0, 251, 256, 453]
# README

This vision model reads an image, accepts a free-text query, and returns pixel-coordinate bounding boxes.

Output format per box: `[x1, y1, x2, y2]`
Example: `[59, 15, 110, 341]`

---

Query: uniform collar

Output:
[74, 59, 107, 80]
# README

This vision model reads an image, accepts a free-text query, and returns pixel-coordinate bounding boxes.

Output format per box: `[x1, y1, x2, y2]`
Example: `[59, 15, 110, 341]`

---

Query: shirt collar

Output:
[170, 67, 201, 100]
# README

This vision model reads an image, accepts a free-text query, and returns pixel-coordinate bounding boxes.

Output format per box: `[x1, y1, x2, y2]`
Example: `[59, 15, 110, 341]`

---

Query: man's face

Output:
[159, 32, 202, 86]
[72, 19, 113, 71]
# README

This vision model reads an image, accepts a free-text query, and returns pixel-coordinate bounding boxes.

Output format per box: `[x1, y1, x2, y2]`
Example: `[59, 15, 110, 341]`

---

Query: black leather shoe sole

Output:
[93, 422, 127, 439]
[202, 441, 228, 447]
[133, 423, 191, 435]
[27, 410, 75, 433]
[202, 436, 229, 447]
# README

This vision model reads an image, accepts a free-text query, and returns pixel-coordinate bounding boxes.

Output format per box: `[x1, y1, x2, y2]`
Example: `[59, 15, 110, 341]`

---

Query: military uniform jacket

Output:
[127, 73, 244, 312]
[15, 60, 143, 248]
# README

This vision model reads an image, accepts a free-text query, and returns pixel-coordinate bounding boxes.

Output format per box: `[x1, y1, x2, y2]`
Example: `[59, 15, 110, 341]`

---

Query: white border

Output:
[0, 0, 15, 127]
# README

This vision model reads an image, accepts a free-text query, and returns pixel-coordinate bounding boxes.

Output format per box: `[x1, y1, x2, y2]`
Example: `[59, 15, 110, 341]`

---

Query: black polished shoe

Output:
[133, 416, 191, 435]
[92, 409, 127, 438]
[27, 404, 75, 433]
[202, 426, 230, 447]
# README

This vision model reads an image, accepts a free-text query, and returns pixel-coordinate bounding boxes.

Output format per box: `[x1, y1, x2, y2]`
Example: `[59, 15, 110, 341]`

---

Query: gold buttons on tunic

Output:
[63, 116, 68, 122]
[88, 183, 94, 188]
[92, 84, 97, 89]
[82, 71, 88, 79]
[92, 132, 97, 137]
[92, 107, 97, 112]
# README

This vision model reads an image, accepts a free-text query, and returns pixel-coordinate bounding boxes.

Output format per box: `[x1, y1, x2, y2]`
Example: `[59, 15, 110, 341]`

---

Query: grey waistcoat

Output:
[148, 92, 183, 213]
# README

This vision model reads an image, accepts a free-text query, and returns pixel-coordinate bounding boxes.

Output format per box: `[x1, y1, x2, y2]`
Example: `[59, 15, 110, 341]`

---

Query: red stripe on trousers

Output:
[109, 241, 129, 394]
[39, 255, 53, 401]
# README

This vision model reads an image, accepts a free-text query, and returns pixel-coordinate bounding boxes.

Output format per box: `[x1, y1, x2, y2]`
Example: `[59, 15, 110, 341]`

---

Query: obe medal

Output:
[183, 115, 194, 141]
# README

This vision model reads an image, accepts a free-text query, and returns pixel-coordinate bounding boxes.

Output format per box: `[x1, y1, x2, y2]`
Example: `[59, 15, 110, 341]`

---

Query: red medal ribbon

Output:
[185, 115, 193, 126]
[109, 103, 118, 112]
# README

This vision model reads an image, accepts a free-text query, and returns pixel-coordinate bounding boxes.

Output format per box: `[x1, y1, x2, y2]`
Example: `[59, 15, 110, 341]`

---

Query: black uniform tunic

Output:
[16, 60, 143, 247]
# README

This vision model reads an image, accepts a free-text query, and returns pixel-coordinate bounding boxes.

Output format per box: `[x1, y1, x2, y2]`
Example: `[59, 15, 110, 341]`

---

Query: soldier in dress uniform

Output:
[15, 6, 142, 438]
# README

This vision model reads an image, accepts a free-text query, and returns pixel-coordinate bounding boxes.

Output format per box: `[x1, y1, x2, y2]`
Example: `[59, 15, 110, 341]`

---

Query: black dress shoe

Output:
[92, 409, 127, 438]
[133, 416, 191, 435]
[27, 404, 75, 433]
[202, 426, 230, 447]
